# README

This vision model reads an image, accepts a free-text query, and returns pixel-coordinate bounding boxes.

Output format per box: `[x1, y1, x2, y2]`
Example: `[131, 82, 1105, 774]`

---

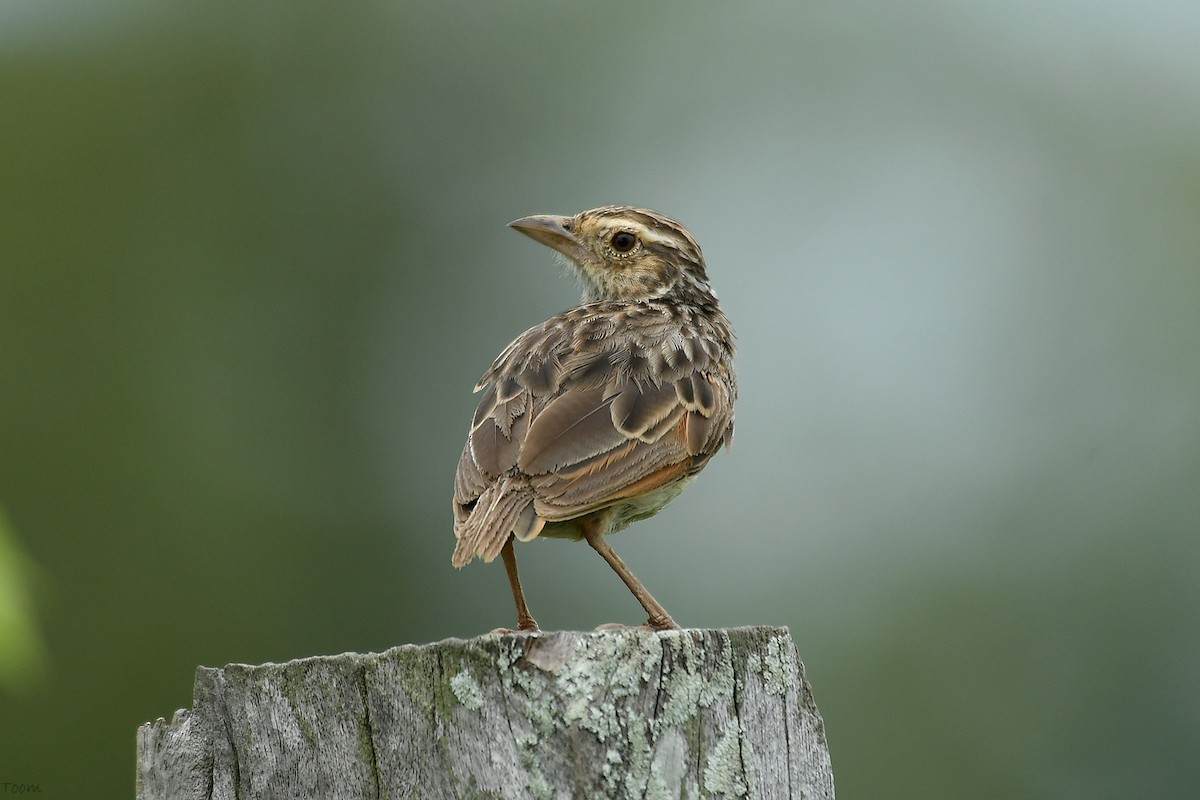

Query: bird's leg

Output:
[581, 524, 680, 630]
[500, 536, 539, 631]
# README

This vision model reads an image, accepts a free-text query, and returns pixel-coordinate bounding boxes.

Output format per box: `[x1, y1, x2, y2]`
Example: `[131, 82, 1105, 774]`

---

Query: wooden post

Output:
[136, 626, 834, 799]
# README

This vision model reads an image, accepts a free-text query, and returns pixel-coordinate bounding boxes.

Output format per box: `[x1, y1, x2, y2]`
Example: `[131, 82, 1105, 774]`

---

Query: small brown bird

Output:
[452, 206, 736, 630]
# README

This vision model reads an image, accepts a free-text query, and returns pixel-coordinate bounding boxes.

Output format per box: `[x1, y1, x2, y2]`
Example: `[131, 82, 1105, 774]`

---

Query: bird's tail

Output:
[452, 482, 544, 567]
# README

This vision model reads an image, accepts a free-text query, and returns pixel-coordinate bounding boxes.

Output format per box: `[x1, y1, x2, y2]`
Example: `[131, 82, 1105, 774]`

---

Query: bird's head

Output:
[509, 206, 712, 304]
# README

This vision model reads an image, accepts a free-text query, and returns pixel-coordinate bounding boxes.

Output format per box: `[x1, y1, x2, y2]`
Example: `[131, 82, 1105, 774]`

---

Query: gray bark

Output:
[136, 626, 834, 799]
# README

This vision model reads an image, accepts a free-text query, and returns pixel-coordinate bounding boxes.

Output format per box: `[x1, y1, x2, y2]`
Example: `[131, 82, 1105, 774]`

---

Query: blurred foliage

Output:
[0, 510, 44, 692]
[2, 0, 1199, 798]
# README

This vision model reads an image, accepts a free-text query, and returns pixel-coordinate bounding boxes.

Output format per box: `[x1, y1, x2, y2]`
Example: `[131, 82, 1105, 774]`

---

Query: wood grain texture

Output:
[136, 626, 834, 800]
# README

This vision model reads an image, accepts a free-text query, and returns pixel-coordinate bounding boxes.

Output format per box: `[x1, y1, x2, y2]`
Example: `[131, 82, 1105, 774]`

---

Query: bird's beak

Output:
[508, 215, 587, 262]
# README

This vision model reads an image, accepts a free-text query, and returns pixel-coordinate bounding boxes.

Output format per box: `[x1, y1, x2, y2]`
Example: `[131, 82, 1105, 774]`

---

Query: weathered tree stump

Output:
[136, 626, 834, 799]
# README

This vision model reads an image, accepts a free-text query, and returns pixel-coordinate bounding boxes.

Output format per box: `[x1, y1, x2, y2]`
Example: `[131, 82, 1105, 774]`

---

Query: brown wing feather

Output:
[467, 390, 530, 480]
[531, 431, 686, 513]
[454, 442, 487, 508]
[452, 304, 736, 565]
[518, 387, 624, 474]
[611, 381, 682, 440]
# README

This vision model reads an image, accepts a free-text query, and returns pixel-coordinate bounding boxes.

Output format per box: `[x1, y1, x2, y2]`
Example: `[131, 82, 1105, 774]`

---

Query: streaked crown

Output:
[510, 206, 714, 304]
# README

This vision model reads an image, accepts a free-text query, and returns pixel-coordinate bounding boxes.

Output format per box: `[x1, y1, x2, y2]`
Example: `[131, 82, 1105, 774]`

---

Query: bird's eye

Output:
[610, 231, 637, 253]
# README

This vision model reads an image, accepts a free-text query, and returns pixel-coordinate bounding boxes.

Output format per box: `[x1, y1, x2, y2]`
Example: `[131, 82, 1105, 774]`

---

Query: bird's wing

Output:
[453, 310, 734, 563]
[518, 373, 733, 520]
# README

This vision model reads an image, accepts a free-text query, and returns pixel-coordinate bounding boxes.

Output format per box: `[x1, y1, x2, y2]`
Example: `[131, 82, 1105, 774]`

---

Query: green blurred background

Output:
[2, 1, 1198, 797]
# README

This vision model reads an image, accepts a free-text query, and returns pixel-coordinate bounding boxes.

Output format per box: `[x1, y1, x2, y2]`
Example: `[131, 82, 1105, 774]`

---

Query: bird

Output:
[451, 205, 736, 631]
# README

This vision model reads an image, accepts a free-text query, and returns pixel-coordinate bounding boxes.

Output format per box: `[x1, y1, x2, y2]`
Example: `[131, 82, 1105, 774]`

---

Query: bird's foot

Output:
[643, 615, 681, 631]
[593, 622, 628, 631]
[489, 619, 539, 635]
[592, 619, 680, 631]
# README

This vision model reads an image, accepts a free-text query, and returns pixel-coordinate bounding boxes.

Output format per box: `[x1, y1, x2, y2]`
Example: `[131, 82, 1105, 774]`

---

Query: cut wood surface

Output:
[136, 626, 834, 799]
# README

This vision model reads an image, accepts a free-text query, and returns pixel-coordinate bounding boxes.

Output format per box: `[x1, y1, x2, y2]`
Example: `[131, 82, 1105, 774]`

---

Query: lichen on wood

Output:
[137, 626, 834, 800]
